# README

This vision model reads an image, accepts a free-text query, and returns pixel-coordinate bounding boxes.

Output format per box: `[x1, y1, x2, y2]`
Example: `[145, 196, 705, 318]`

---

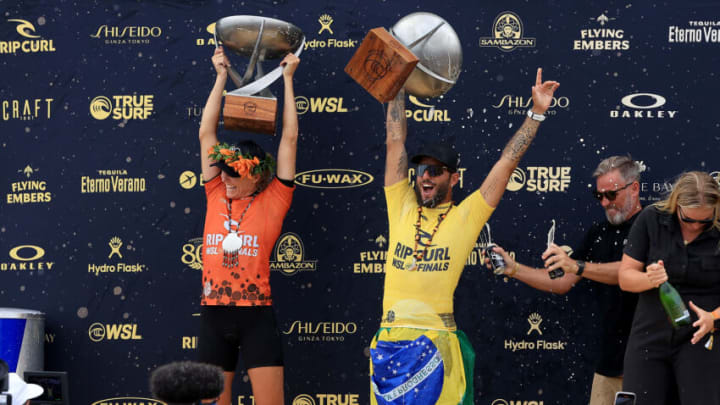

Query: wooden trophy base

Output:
[344, 27, 419, 103]
[223, 94, 277, 135]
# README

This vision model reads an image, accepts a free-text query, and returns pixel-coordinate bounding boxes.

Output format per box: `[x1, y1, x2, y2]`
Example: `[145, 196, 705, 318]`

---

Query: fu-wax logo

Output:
[405, 95, 451, 122]
[90, 95, 154, 120]
[295, 169, 374, 189]
[295, 96, 349, 115]
[610, 93, 678, 119]
[1, 18, 56, 54]
[506, 167, 571, 192]
[1, 245, 54, 272]
[479, 12, 536, 51]
[270, 233, 318, 276]
[2, 98, 53, 121]
[88, 322, 143, 342]
[304, 13, 358, 50]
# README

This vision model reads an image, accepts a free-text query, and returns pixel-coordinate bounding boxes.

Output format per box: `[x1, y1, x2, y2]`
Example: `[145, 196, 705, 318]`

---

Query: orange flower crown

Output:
[208, 142, 276, 178]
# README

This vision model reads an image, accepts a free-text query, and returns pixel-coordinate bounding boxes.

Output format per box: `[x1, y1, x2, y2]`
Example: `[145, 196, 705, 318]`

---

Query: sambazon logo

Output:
[293, 393, 360, 405]
[295, 169, 374, 189]
[405, 95, 450, 122]
[90, 24, 162, 44]
[90, 95, 154, 120]
[270, 233, 318, 275]
[492, 95, 569, 116]
[91, 398, 166, 405]
[504, 313, 568, 352]
[506, 167, 571, 192]
[295, 96, 349, 115]
[283, 320, 358, 342]
[1, 18, 56, 54]
[2, 98, 53, 121]
[573, 13, 630, 51]
[669, 20, 720, 43]
[1, 245, 54, 272]
[610, 93, 678, 119]
[81, 169, 147, 193]
[88, 322, 143, 342]
[479, 12, 536, 51]
[492, 399, 544, 405]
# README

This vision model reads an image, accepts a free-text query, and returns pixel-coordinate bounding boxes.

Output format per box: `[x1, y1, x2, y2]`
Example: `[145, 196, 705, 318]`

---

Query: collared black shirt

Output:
[573, 212, 639, 377]
[624, 205, 720, 347]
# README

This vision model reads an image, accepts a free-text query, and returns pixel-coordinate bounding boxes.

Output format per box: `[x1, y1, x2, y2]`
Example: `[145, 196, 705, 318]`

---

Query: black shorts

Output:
[198, 305, 283, 371]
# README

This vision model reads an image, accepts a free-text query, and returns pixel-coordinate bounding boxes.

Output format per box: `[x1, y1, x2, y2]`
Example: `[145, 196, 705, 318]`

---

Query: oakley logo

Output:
[620, 93, 666, 109]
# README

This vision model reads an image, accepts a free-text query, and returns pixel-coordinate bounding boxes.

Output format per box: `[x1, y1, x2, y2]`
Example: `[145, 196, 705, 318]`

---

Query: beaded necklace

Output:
[221, 195, 256, 268]
[403, 203, 453, 271]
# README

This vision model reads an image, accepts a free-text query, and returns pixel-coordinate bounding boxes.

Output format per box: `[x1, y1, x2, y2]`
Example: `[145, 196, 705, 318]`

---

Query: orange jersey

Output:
[201, 176, 293, 306]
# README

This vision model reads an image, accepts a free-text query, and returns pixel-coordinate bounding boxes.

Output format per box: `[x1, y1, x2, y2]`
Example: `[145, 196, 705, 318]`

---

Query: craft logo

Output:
[1, 245, 54, 271]
[304, 13, 358, 50]
[90, 94, 154, 120]
[195, 22, 217, 46]
[91, 399, 165, 405]
[492, 95, 569, 117]
[573, 13, 630, 51]
[270, 233, 318, 275]
[504, 313, 567, 352]
[292, 393, 360, 405]
[81, 169, 147, 193]
[407, 167, 467, 189]
[1, 18, 56, 54]
[669, 20, 720, 44]
[88, 322, 143, 342]
[181, 237, 203, 270]
[353, 235, 387, 274]
[295, 96, 349, 115]
[283, 320, 358, 343]
[405, 95, 451, 122]
[7, 165, 52, 204]
[610, 93, 678, 119]
[295, 169, 374, 189]
[87, 236, 146, 277]
[491, 399, 544, 405]
[479, 12, 536, 51]
[179, 170, 205, 189]
[2, 98, 53, 120]
[506, 167, 571, 192]
[90, 24, 162, 45]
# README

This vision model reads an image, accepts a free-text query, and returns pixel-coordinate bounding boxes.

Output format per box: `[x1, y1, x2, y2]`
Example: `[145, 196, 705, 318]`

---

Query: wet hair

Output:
[654, 171, 720, 231]
[593, 155, 642, 184]
[234, 139, 274, 193]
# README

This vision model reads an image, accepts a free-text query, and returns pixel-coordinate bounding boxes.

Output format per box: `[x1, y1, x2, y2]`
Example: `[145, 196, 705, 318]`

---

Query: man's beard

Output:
[414, 180, 450, 208]
[605, 196, 635, 225]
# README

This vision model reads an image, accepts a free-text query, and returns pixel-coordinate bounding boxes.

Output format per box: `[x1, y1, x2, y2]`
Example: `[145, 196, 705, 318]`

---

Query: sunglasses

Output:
[416, 164, 448, 178]
[678, 206, 715, 224]
[592, 182, 633, 201]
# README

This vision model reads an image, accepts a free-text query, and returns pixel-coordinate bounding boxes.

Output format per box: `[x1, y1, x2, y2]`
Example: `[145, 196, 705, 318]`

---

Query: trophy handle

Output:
[227, 36, 305, 97]
[402, 21, 445, 49]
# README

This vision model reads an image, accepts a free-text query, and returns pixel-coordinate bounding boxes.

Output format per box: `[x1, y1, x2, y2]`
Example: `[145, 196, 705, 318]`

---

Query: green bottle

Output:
[659, 281, 691, 328]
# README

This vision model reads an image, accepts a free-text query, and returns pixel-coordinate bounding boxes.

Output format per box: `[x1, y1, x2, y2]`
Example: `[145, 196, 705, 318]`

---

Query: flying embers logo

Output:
[295, 169, 374, 189]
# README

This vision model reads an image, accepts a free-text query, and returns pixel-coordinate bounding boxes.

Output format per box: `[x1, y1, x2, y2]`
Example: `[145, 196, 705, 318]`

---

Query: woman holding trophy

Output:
[196, 45, 299, 405]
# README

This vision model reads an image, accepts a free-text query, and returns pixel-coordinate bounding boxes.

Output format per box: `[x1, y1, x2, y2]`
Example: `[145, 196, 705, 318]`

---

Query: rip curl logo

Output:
[9, 19, 39, 38]
[405, 95, 450, 122]
[479, 12, 536, 51]
[270, 233, 318, 275]
[527, 313, 543, 335]
[1, 18, 56, 54]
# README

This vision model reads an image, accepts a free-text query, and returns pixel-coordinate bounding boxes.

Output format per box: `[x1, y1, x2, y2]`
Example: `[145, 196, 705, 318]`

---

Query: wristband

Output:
[527, 109, 546, 122]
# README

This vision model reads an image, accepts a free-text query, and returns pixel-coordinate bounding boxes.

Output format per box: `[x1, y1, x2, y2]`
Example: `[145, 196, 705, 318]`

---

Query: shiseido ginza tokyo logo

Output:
[610, 93, 677, 119]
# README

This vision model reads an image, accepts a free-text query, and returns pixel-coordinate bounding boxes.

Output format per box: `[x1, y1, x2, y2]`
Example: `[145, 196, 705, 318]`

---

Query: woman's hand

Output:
[689, 301, 715, 345]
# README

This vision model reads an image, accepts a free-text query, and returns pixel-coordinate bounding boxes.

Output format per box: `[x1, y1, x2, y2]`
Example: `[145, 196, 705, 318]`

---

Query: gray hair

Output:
[592, 155, 642, 183]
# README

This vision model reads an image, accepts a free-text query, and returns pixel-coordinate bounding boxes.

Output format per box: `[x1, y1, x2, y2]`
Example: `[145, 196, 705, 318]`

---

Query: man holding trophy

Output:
[196, 44, 299, 405]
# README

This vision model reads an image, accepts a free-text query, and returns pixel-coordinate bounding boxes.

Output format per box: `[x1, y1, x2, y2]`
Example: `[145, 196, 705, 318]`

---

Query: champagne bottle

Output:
[659, 281, 691, 328]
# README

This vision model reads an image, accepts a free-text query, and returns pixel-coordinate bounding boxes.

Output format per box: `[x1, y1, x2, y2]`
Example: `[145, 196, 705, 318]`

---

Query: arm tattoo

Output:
[502, 118, 540, 162]
[397, 149, 408, 177]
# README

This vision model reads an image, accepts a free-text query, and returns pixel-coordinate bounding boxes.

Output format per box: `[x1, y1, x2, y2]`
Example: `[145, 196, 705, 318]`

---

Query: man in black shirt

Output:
[487, 156, 642, 405]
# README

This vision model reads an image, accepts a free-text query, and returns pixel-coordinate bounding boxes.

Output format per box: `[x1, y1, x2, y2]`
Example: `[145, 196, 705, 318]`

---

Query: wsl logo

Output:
[90, 95, 154, 120]
[405, 95, 451, 122]
[88, 322, 143, 342]
[492, 400, 544, 405]
[1, 18, 56, 54]
[479, 12, 536, 51]
[270, 233, 318, 276]
[506, 167, 571, 192]
[610, 93, 678, 119]
[295, 96, 349, 115]
[295, 169, 374, 189]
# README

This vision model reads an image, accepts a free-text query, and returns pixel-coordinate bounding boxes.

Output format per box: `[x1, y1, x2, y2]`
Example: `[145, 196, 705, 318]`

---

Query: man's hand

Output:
[281, 53, 300, 79]
[542, 243, 577, 274]
[483, 244, 515, 274]
[646, 260, 669, 288]
[211, 46, 230, 76]
[689, 301, 715, 345]
[530, 68, 560, 115]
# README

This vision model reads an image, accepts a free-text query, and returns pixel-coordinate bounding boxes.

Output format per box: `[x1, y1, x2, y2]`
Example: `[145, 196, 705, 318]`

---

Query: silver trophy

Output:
[214, 16, 305, 134]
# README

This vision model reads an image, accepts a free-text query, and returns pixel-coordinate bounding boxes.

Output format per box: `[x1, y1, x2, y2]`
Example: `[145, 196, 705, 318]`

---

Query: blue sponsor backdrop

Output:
[1, 0, 719, 404]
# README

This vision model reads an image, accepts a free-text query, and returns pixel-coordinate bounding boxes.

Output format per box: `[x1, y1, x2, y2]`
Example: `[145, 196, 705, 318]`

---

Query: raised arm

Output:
[479, 68, 560, 207]
[384, 89, 408, 187]
[487, 244, 578, 294]
[619, 256, 667, 293]
[275, 53, 300, 181]
[199, 47, 229, 182]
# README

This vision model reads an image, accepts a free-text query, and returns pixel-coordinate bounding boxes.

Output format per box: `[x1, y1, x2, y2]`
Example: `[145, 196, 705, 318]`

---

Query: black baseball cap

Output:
[410, 142, 460, 172]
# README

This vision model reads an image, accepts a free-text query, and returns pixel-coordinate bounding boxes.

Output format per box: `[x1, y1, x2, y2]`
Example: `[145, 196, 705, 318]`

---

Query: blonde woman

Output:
[619, 171, 720, 405]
